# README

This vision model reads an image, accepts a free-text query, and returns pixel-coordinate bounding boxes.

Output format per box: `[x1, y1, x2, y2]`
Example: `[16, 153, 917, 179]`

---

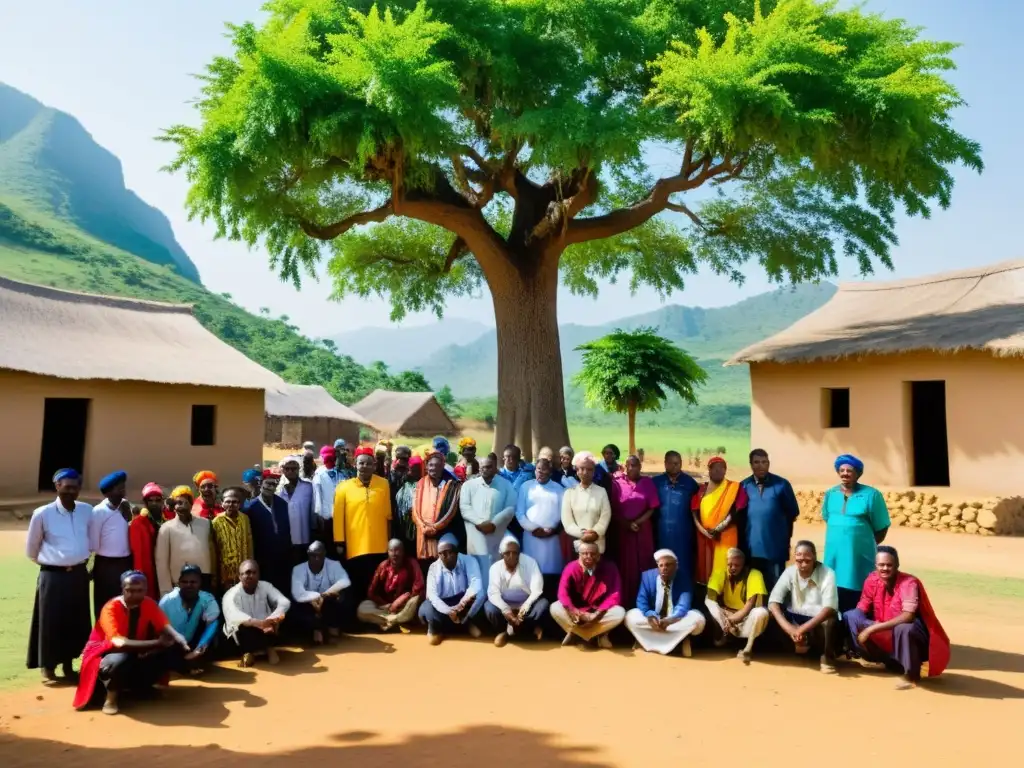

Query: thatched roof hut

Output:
[264, 383, 375, 448]
[352, 390, 456, 437]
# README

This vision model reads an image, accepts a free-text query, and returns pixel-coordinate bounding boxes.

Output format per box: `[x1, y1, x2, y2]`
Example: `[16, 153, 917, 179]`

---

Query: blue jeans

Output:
[418, 591, 485, 634]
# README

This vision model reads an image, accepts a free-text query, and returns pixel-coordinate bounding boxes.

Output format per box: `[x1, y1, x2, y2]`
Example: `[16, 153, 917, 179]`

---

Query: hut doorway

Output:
[37, 398, 90, 491]
[909, 381, 950, 487]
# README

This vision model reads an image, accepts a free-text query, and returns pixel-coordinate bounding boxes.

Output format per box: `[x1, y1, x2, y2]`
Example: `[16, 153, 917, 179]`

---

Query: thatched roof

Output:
[0, 277, 284, 389]
[727, 260, 1024, 366]
[265, 383, 376, 427]
[352, 390, 456, 435]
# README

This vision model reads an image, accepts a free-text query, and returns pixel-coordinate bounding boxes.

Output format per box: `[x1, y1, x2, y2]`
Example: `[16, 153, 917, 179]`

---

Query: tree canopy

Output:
[574, 327, 708, 454]
[164, 0, 981, 451]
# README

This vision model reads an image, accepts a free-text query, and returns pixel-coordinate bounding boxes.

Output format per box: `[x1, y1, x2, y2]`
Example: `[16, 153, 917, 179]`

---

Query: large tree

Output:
[165, 0, 980, 455]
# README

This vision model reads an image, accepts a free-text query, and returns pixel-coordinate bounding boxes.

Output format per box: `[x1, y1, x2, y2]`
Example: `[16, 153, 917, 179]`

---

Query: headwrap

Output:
[437, 533, 459, 553]
[414, 443, 433, 460]
[432, 436, 451, 456]
[458, 436, 476, 450]
[52, 468, 81, 484]
[262, 468, 281, 479]
[320, 444, 337, 469]
[572, 450, 597, 469]
[193, 470, 217, 488]
[179, 563, 203, 579]
[119, 570, 147, 588]
[834, 453, 864, 474]
[353, 445, 374, 458]
[375, 439, 392, 454]
[408, 456, 424, 468]
[302, 441, 315, 452]
[242, 468, 261, 485]
[278, 455, 301, 469]
[707, 456, 727, 468]
[653, 549, 678, 563]
[499, 533, 520, 554]
[169, 485, 194, 502]
[98, 470, 127, 493]
[141, 482, 163, 500]
[334, 439, 347, 450]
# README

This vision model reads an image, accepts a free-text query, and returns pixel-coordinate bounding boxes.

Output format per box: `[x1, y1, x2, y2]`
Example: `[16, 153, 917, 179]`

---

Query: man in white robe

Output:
[291, 541, 351, 644]
[625, 549, 705, 656]
[515, 458, 565, 596]
[222, 559, 291, 667]
[459, 454, 516, 590]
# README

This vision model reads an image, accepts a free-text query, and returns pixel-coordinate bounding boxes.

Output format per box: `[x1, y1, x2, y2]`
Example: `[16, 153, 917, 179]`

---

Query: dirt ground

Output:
[2, 525, 1022, 767]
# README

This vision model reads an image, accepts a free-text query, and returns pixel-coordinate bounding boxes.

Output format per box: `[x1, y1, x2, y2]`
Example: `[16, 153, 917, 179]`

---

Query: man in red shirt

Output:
[357, 539, 424, 632]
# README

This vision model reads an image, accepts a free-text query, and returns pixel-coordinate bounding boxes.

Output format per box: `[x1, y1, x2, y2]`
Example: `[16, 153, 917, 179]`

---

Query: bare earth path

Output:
[1, 526, 1022, 767]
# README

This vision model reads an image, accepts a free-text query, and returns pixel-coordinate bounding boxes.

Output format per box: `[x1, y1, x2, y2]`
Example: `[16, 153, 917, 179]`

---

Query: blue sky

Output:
[0, 0, 1017, 335]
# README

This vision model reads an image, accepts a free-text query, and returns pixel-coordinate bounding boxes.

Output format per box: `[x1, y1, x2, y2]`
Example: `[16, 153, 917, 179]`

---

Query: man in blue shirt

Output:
[651, 451, 700, 578]
[159, 564, 220, 674]
[739, 449, 799, 592]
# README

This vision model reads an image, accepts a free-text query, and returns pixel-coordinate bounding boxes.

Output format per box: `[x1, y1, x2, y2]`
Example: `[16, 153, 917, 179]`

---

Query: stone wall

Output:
[793, 488, 1024, 536]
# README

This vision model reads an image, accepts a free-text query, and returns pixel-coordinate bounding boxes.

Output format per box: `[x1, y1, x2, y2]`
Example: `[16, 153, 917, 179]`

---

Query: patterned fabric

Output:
[211, 513, 254, 589]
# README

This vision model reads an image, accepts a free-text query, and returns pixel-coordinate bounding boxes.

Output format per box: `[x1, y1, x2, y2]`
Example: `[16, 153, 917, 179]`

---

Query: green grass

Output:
[0, 555, 38, 690]
[916, 569, 1024, 602]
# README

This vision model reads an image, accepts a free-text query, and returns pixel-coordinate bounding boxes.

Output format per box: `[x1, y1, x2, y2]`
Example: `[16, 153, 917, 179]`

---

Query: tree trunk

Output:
[490, 257, 570, 460]
[627, 401, 637, 457]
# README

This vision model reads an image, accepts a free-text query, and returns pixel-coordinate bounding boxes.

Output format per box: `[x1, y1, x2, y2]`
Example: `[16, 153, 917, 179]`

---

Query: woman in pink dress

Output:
[609, 456, 660, 610]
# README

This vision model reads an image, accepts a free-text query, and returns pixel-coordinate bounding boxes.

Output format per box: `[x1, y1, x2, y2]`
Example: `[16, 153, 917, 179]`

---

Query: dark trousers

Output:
[542, 574, 561, 602]
[28, 564, 91, 670]
[166, 625, 217, 672]
[837, 587, 862, 614]
[292, 598, 344, 636]
[418, 593, 482, 634]
[98, 650, 169, 693]
[234, 625, 277, 655]
[92, 555, 133, 621]
[846, 609, 929, 680]
[484, 598, 550, 636]
[782, 610, 836, 657]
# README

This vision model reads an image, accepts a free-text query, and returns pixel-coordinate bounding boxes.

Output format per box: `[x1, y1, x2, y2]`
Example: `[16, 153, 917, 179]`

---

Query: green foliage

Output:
[434, 384, 461, 418]
[573, 328, 709, 417]
[165, 0, 980, 314]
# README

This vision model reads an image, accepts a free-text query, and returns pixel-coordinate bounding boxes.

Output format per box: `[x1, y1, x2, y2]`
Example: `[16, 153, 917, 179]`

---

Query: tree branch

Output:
[665, 201, 707, 230]
[444, 237, 468, 272]
[297, 201, 394, 240]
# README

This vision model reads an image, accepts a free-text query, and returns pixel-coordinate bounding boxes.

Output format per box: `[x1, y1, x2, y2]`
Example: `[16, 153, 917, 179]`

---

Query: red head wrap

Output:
[408, 456, 424, 468]
[707, 456, 727, 468]
[262, 468, 281, 479]
[353, 445, 374, 458]
[141, 482, 163, 500]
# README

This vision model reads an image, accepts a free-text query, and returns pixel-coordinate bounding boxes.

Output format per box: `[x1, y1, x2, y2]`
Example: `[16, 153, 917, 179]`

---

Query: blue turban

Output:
[179, 563, 203, 579]
[98, 470, 127, 493]
[834, 454, 864, 474]
[119, 569, 147, 588]
[334, 439, 347, 450]
[242, 468, 261, 484]
[52, 468, 81, 484]
[433, 436, 451, 455]
[437, 532, 459, 553]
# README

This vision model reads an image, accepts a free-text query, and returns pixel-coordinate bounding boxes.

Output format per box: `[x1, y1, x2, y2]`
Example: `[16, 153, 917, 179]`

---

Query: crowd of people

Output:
[24, 436, 951, 715]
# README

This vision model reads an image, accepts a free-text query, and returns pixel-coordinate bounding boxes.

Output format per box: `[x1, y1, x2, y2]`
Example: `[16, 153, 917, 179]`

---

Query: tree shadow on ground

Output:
[122, 684, 268, 728]
[0, 724, 612, 768]
[948, 644, 1024, 674]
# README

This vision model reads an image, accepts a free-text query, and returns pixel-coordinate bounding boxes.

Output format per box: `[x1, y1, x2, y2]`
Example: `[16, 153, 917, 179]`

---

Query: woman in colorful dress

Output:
[690, 457, 748, 586]
[609, 456, 660, 609]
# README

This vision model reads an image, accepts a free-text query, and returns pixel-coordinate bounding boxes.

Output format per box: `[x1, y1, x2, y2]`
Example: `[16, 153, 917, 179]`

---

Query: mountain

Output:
[331, 317, 490, 368]
[0, 83, 199, 282]
[0, 84, 430, 405]
[416, 282, 838, 399]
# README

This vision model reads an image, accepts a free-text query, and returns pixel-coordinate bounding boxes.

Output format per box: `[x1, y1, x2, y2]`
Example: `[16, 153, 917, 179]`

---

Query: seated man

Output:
[73, 571, 189, 715]
[705, 548, 770, 664]
[625, 549, 705, 657]
[768, 540, 839, 674]
[550, 541, 625, 649]
[158, 564, 220, 676]
[291, 541, 351, 645]
[485, 533, 549, 646]
[418, 533, 485, 645]
[222, 559, 291, 667]
[845, 545, 950, 689]
[357, 539, 424, 633]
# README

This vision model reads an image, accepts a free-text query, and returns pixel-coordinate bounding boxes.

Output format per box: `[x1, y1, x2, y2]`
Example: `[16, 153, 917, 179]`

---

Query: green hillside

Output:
[0, 84, 429, 404]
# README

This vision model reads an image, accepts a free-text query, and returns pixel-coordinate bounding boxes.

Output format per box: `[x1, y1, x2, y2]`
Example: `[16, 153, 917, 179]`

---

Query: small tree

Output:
[435, 384, 461, 418]
[574, 328, 708, 456]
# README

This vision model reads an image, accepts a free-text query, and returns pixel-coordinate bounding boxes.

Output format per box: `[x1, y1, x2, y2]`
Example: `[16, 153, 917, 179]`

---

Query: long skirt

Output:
[612, 520, 654, 610]
[92, 554, 133, 620]
[27, 564, 91, 669]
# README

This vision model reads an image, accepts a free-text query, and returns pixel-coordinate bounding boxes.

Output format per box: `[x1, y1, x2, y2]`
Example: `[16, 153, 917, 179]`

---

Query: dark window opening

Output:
[38, 398, 90, 491]
[191, 405, 216, 446]
[823, 388, 850, 429]
[909, 381, 950, 487]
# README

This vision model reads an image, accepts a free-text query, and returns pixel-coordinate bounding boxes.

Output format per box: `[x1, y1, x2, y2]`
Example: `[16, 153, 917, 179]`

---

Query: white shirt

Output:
[25, 499, 93, 566]
[769, 563, 839, 616]
[487, 553, 544, 614]
[560, 483, 612, 553]
[311, 466, 340, 520]
[291, 558, 351, 603]
[516, 479, 565, 574]
[459, 475, 517, 557]
[222, 580, 291, 639]
[90, 498, 131, 558]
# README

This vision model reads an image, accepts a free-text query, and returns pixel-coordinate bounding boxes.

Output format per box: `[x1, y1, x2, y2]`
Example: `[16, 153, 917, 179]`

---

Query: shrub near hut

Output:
[793, 488, 1024, 537]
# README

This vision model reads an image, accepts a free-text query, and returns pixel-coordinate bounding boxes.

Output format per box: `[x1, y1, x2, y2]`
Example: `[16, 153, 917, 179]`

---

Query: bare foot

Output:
[895, 677, 916, 691]
[494, 633, 508, 647]
[239, 653, 255, 668]
[738, 649, 752, 664]
[312, 629, 324, 645]
[533, 626, 544, 641]
[561, 632, 577, 647]
[266, 648, 280, 665]
[820, 656, 837, 675]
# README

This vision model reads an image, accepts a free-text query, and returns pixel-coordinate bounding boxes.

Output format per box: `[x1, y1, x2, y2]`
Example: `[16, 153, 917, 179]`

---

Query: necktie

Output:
[659, 582, 670, 618]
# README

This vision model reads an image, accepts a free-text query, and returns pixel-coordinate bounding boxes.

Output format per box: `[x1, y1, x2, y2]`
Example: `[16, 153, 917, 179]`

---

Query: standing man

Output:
[244, 469, 292, 595]
[460, 453, 516, 588]
[277, 455, 314, 565]
[334, 448, 393, 613]
[242, 468, 262, 499]
[212, 487, 255, 592]
[739, 449, 799, 591]
[155, 486, 216, 596]
[515, 457, 566, 598]
[651, 452, 699, 578]
[499, 444, 535, 492]
[90, 470, 134, 619]
[291, 541, 351, 645]
[388, 445, 413, 497]
[412, 452, 463, 564]
[333, 439, 356, 481]
[131, 483, 164, 599]
[191, 471, 222, 519]
[26, 468, 94, 685]
[312, 444, 341, 548]
[300, 445, 318, 482]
